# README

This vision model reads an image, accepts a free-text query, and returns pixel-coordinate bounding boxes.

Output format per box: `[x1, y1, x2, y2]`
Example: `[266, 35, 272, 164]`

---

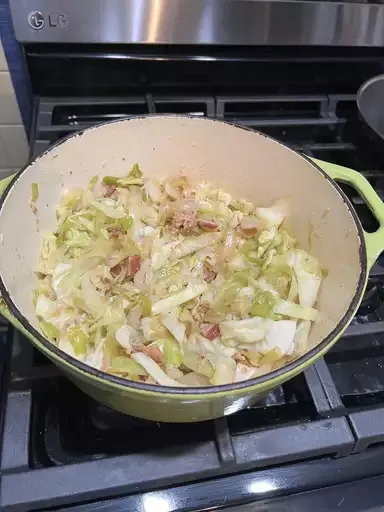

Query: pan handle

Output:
[0, 173, 15, 196]
[310, 157, 384, 270]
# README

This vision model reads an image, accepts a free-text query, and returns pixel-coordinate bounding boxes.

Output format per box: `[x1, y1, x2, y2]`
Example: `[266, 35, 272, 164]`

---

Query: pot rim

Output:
[0, 114, 367, 396]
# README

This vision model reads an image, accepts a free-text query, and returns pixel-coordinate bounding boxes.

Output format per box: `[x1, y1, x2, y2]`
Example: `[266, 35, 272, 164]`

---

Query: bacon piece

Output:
[104, 185, 117, 198]
[240, 216, 258, 230]
[193, 302, 210, 322]
[137, 345, 164, 364]
[171, 210, 198, 234]
[200, 323, 220, 341]
[127, 255, 141, 276]
[198, 219, 219, 231]
[203, 265, 217, 283]
[110, 255, 141, 279]
[238, 227, 257, 238]
[110, 262, 124, 278]
[239, 216, 258, 238]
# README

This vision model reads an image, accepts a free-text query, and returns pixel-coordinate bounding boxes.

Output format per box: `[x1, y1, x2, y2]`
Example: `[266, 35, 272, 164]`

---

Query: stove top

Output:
[3, 47, 384, 512]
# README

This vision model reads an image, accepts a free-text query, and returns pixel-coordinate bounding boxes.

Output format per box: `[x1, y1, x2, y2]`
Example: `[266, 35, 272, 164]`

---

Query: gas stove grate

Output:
[0, 327, 356, 510]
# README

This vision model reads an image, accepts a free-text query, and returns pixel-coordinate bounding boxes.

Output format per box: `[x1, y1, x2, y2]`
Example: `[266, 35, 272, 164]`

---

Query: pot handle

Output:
[0, 173, 15, 195]
[310, 157, 384, 270]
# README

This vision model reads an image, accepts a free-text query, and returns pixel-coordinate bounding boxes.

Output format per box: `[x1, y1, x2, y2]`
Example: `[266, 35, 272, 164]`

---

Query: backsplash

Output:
[0, 39, 28, 179]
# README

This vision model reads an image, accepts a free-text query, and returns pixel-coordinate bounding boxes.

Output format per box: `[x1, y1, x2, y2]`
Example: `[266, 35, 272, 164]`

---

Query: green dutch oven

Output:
[0, 116, 383, 423]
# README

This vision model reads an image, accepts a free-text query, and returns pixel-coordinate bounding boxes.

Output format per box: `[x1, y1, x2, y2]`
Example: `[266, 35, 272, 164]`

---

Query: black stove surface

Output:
[3, 47, 384, 512]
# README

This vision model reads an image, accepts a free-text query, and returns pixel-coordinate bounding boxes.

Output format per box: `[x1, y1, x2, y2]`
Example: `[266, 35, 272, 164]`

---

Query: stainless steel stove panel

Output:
[9, 0, 384, 47]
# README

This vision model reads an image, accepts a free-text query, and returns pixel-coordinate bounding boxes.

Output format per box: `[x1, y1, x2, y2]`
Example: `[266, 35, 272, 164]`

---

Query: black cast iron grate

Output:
[3, 68, 384, 509]
[0, 327, 355, 511]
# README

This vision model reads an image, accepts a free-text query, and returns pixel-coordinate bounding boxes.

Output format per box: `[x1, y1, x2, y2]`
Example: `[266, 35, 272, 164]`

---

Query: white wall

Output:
[0, 40, 29, 179]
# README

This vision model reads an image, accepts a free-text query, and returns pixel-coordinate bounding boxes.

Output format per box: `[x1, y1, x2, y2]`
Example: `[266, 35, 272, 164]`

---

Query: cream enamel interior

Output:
[0, 116, 361, 361]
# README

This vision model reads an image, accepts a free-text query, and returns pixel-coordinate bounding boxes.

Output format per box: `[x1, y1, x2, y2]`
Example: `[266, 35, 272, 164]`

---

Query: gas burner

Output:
[354, 278, 384, 322]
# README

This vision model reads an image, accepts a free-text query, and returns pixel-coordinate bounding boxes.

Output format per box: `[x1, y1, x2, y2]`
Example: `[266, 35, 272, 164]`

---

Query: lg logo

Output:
[28, 11, 44, 30]
[28, 11, 68, 30]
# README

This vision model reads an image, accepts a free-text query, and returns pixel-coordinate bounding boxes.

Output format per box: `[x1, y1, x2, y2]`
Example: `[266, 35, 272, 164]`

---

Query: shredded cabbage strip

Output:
[33, 165, 323, 387]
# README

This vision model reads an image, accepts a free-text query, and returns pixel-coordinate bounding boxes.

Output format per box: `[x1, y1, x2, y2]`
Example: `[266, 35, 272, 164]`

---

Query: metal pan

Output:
[357, 74, 384, 152]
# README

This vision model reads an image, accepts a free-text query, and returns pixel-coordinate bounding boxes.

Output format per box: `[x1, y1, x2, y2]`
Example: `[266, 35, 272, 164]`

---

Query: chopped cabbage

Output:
[235, 363, 259, 382]
[250, 289, 277, 318]
[258, 320, 297, 356]
[160, 311, 186, 343]
[291, 250, 322, 308]
[36, 294, 57, 318]
[178, 372, 211, 386]
[39, 320, 59, 342]
[68, 326, 87, 356]
[220, 317, 269, 344]
[141, 316, 169, 341]
[152, 283, 207, 315]
[34, 166, 323, 387]
[255, 199, 289, 228]
[31, 182, 39, 202]
[51, 263, 72, 298]
[228, 254, 249, 272]
[131, 352, 181, 386]
[109, 356, 147, 376]
[211, 357, 236, 385]
[90, 199, 127, 219]
[115, 324, 141, 351]
[293, 319, 312, 355]
[182, 350, 214, 378]
[171, 233, 222, 261]
[159, 338, 183, 366]
[274, 299, 318, 321]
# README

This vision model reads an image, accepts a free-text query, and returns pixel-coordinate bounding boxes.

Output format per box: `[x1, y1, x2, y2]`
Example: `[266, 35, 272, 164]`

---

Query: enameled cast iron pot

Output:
[0, 116, 384, 423]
